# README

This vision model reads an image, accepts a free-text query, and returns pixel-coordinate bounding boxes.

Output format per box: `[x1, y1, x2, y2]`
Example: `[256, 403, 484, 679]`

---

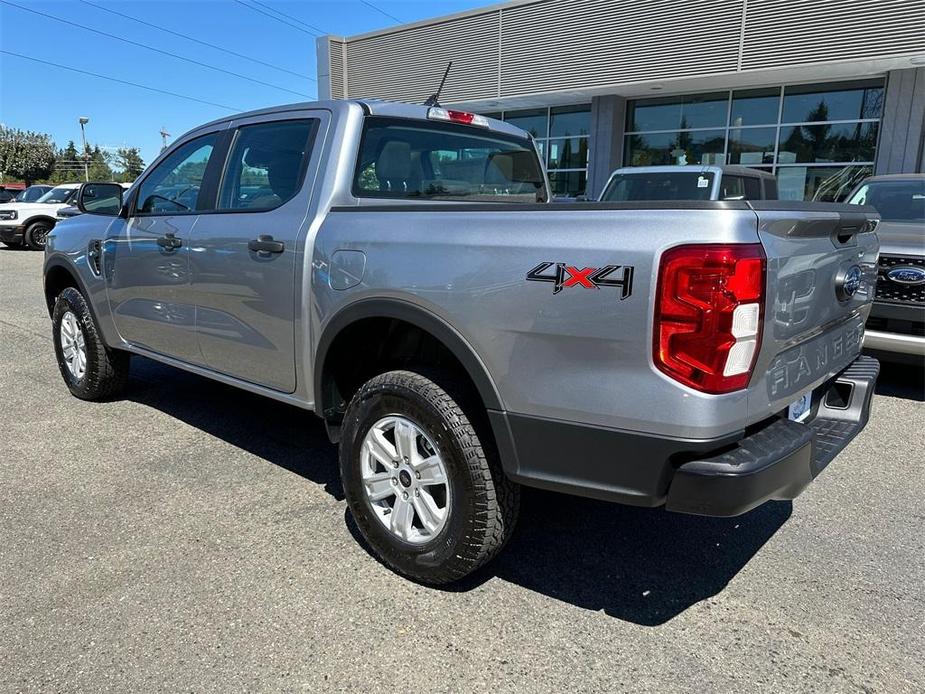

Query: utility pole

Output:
[78, 116, 90, 182]
[160, 127, 171, 151]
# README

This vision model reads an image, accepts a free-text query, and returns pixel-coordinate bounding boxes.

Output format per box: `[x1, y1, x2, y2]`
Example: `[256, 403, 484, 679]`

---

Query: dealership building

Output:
[317, 0, 925, 199]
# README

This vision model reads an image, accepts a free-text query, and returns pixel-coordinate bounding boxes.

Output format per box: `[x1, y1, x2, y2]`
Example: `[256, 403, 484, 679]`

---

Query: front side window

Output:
[217, 119, 315, 211]
[354, 117, 547, 203]
[136, 134, 217, 214]
[848, 180, 925, 223]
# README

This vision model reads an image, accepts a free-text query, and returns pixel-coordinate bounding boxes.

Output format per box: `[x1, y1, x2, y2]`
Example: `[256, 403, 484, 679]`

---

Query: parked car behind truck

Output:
[0, 183, 80, 249]
[847, 174, 925, 362]
[44, 100, 879, 584]
[600, 165, 777, 202]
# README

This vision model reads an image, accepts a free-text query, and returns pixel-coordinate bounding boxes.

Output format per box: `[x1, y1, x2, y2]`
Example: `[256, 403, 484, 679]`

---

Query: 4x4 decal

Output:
[526, 262, 634, 299]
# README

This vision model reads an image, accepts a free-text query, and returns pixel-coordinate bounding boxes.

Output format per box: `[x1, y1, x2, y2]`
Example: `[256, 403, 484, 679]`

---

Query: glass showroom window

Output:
[624, 79, 884, 201]
[485, 105, 591, 197]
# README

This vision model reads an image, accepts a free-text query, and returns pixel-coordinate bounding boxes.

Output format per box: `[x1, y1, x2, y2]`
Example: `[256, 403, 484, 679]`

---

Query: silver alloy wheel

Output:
[360, 415, 450, 544]
[59, 310, 87, 380]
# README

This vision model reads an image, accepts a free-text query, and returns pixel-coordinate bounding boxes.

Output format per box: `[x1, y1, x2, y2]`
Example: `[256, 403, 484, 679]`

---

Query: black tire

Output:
[340, 369, 520, 584]
[52, 287, 130, 400]
[25, 220, 53, 250]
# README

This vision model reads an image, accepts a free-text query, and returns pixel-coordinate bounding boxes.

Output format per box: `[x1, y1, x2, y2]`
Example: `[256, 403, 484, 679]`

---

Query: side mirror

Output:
[77, 182, 123, 216]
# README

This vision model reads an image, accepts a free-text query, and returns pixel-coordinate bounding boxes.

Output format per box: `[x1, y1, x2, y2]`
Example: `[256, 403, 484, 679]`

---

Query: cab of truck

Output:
[599, 165, 777, 202]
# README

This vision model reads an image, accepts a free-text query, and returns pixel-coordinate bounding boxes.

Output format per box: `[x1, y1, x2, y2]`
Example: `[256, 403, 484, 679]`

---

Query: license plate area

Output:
[788, 392, 812, 422]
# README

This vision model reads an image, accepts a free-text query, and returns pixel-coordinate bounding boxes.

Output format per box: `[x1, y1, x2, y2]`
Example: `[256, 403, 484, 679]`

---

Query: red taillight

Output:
[653, 243, 766, 394]
[427, 107, 489, 127]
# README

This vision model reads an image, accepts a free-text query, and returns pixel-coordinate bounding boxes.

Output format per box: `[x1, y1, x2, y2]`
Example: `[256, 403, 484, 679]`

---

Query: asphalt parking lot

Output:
[1, 247, 923, 693]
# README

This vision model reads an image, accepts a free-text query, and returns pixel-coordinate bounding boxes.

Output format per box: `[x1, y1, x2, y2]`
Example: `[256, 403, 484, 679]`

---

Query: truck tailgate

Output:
[747, 202, 879, 421]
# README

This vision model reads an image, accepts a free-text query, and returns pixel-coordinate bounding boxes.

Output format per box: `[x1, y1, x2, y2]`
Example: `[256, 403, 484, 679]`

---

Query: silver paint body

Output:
[45, 100, 879, 443]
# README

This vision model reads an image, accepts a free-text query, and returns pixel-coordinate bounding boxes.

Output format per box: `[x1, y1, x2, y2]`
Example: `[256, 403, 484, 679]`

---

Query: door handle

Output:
[248, 234, 285, 254]
[156, 232, 182, 250]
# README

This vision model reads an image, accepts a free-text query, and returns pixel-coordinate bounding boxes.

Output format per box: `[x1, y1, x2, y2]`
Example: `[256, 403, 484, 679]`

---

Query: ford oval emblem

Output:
[887, 266, 925, 285]
[837, 264, 863, 301]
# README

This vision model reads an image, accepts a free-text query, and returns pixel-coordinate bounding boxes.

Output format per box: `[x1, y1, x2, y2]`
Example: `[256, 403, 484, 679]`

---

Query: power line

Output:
[78, 0, 315, 82]
[231, 0, 318, 36]
[0, 0, 313, 98]
[248, 0, 328, 34]
[0, 50, 243, 111]
[360, 0, 403, 24]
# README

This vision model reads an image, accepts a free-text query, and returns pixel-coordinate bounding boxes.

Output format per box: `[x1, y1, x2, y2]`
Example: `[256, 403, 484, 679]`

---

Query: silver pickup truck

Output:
[44, 100, 880, 584]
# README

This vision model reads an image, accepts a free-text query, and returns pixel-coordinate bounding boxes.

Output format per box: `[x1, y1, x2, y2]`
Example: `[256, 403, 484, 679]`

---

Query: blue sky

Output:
[0, 0, 492, 170]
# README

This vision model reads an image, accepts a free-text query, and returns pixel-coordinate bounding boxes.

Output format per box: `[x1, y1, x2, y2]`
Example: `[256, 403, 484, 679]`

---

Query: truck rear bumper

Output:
[666, 355, 879, 516]
[491, 355, 879, 517]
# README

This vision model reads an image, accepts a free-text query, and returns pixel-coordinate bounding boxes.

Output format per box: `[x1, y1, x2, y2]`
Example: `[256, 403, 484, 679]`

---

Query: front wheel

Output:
[52, 287, 130, 400]
[25, 220, 53, 250]
[340, 370, 519, 585]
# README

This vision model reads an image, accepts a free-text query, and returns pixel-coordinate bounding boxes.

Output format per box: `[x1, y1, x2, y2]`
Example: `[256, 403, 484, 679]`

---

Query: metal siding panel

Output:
[905, 68, 925, 172]
[329, 40, 345, 99]
[343, 12, 500, 102]
[500, 0, 743, 96]
[742, 0, 925, 70]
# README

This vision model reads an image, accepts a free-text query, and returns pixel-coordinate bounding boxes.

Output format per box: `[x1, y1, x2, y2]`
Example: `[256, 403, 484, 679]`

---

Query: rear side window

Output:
[217, 119, 316, 211]
[136, 134, 217, 214]
[353, 117, 547, 203]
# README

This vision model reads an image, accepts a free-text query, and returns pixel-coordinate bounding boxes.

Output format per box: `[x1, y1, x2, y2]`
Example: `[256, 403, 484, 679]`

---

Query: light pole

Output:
[78, 116, 90, 182]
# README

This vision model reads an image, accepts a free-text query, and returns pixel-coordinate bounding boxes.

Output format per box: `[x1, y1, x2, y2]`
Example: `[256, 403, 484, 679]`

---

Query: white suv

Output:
[0, 183, 81, 250]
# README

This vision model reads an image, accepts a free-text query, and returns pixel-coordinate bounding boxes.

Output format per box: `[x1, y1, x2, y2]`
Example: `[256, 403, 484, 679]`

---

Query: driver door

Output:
[105, 131, 225, 363]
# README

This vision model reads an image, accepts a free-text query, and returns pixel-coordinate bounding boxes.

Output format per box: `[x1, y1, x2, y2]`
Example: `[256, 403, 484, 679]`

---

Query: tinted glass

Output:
[627, 92, 727, 131]
[503, 108, 547, 138]
[548, 170, 587, 198]
[624, 129, 726, 166]
[777, 165, 872, 202]
[848, 180, 925, 223]
[777, 122, 878, 164]
[602, 172, 715, 201]
[782, 80, 884, 123]
[743, 176, 762, 200]
[549, 105, 590, 137]
[37, 186, 76, 204]
[728, 127, 776, 165]
[137, 134, 217, 213]
[19, 186, 51, 202]
[730, 88, 780, 126]
[547, 137, 588, 169]
[354, 117, 547, 202]
[218, 120, 314, 211]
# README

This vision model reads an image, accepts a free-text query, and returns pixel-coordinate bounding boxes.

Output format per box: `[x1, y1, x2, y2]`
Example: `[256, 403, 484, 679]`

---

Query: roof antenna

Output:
[424, 62, 453, 107]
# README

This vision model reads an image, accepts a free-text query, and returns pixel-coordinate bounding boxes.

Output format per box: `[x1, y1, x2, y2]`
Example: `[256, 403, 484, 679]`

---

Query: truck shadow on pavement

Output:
[128, 356, 791, 627]
[873, 359, 924, 401]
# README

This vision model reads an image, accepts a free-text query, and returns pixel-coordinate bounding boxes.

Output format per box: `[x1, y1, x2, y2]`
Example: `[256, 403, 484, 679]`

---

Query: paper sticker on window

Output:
[697, 176, 709, 188]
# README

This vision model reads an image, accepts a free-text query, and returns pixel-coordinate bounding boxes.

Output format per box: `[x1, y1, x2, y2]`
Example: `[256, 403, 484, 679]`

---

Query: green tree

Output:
[0, 125, 56, 184]
[115, 147, 145, 181]
[86, 144, 113, 181]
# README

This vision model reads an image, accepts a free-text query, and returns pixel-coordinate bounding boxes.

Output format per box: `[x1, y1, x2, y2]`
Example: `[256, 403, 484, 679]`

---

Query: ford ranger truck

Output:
[43, 101, 880, 584]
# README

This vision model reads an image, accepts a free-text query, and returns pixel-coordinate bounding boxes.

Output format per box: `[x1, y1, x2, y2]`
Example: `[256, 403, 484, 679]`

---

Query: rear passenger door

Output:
[188, 113, 323, 392]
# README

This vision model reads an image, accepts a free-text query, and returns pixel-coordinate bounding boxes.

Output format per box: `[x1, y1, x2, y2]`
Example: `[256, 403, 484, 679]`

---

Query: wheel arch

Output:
[43, 258, 88, 317]
[25, 215, 58, 229]
[315, 298, 504, 419]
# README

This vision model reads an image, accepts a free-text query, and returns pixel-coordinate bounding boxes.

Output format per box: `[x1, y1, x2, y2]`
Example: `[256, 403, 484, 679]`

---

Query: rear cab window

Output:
[353, 117, 547, 203]
[601, 172, 716, 202]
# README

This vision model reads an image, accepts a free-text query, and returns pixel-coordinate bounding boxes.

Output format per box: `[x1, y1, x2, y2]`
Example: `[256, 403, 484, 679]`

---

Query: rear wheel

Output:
[339, 369, 519, 584]
[52, 287, 130, 400]
[25, 220, 53, 250]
